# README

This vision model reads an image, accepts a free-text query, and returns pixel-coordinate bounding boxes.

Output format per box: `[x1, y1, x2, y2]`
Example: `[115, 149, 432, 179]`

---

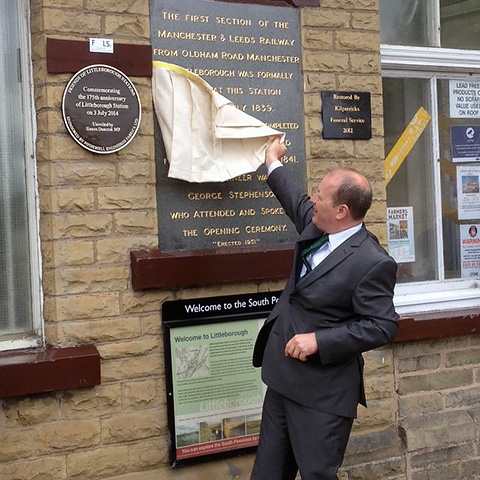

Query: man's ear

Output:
[335, 204, 349, 220]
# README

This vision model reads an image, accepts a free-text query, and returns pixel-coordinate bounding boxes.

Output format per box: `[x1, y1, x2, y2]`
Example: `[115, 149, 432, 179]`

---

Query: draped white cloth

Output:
[152, 61, 284, 183]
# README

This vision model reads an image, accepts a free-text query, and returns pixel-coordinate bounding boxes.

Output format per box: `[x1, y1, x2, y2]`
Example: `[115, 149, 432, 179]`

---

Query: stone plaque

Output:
[62, 64, 141, 154]
[150, 0, 305, 251]
[321, 91, 371, 140]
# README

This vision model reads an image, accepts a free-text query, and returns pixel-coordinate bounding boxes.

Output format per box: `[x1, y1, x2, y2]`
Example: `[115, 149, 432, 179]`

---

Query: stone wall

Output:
[0, 1, 478, 479]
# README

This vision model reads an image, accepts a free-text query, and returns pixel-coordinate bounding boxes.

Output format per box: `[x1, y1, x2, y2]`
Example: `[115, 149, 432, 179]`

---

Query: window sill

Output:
[0, 344, 100, 399]
[396, 309, 480, 342]
[130, 245, 295, 290]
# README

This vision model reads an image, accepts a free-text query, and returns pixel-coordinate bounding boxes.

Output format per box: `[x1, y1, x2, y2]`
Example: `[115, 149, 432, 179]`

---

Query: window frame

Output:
[0, 0, 43, 351]
[381, 45, 480, 316]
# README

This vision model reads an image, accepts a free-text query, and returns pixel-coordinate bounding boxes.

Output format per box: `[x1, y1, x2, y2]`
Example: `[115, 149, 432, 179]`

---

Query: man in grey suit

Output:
[250, 137, 398, 480]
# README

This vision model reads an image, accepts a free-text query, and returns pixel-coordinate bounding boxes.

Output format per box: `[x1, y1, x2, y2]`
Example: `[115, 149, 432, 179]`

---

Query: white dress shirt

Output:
[267, 163, 363, 276]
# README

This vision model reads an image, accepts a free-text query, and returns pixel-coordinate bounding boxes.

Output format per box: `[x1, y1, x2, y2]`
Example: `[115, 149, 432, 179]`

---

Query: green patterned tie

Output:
[299, 234, 329, 280]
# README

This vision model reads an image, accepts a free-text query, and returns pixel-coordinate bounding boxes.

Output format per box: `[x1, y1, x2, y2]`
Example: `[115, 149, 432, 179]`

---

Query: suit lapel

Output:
[295, 227, 368, 289]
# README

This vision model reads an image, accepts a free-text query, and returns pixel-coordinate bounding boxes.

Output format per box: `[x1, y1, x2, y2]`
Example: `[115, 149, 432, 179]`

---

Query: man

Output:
[250, 137, 398, 480]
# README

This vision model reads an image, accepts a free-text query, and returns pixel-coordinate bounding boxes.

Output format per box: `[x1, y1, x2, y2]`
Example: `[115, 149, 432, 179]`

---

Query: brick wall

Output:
[0, 1, 478, 479]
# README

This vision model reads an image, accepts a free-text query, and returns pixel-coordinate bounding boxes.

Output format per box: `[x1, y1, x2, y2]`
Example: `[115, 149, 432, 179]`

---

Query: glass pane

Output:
[0, 0, 34, 336]
[383, 78, 438, 283]
[380, 0, 437, 47]
[438, 78, 480, 279]
[441, 1, 480, 50]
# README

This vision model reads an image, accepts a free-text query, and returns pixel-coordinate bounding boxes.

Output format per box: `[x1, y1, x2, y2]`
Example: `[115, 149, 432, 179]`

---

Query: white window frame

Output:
[381, 45, 480, 316]
[0, 0, 43, 351]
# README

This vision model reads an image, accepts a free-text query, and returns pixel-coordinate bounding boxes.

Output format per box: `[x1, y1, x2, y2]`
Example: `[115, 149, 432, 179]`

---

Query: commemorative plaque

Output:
[321, 91, 371, 140]
[62, 64, 141, 154]
[150, 0, 305, 252]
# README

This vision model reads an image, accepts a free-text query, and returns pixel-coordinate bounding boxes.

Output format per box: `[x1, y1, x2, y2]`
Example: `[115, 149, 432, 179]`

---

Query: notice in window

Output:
[387, 206, 415, 263]
[451, 125, 480, 163]
[456, 165, 480, 220]
[449, 80, 480, 118]
[461, 224, 480, 277]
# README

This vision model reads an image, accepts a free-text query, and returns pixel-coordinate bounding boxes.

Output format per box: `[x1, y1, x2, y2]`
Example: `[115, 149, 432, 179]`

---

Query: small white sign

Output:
[89, 38, 114, 54]
[449, 80, 480, 118]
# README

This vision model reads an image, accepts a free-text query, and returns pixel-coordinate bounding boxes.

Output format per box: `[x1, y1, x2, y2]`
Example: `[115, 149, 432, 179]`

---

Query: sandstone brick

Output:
[410, 443, 474, 470]
[97, 185, 156, 210]
[350, 53, 381, 74]
[345, 427, 403, 464]
[98, 337, 159, 360]
[364, 374, 395, 400]
[101, 356, 163, 383]
[121, 290, 167, 315]
[123, 379, 158, 411]
[142, 313, 163, 335]
[101, 410, 164, 443]
[4, 394, 59, 427]
[53, 265, 129, 294]
[114, 210, 157, 235]
[50, 162, 117, 186]
[400, 411, 477, 451]
[54, 240, 95, 266]
[86, 0, 148, 14]
[0, 430, 33, 462]
[339, 74, 382, 94]
[309, 138, 355, 159]
[445, 386, 480, 409]
[352, 11, 379, 31]
[302, 9, 350, 29]
[55, 293, 120, 321]
[302, 28, 334, 50]
[35, 419, 100, 454]
[128, 438, 168, 469]
[337, 31, 380, 52]
[43, 8, 102, 33]
[397, 353, 442, 373]
[67, 445, 129, 479]
[0, 456, 66, 480]
[48, 212, 113, 239]
[321, 0, 377, 9]
[60, 385, 122, 420]
[118, 160, 156, 183]
[96, 236, 157, 264]
[411, 463, 460, 480]
[398, 392, 443, 418]
[343, 458, 405, 480]
[105, 14, 150, 39]
[54, 188, 95, 213]
[303, 51, 350, 72]
[355, 398, 397, 430]
[445, 348, 480, 367]
[57, 317, 141, 344]
[398, 369, 473, 395]
[354, 137, 385, 160]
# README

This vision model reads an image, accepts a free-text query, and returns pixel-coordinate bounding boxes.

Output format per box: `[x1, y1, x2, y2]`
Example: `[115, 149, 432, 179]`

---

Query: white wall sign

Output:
[449, 80, 480, 118]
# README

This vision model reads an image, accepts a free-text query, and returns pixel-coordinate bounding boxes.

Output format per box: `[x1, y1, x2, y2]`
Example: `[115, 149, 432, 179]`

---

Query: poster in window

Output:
[387, 206, 415, 263]
[451, 125, 480, 163]
[456, 165, 480, 220]
[460, 224, 480, 277]
[449, 80, 480, 118]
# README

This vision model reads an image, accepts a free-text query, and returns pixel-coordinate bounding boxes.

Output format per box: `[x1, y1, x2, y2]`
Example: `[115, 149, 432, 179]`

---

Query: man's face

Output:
[310, 173, 340, 233]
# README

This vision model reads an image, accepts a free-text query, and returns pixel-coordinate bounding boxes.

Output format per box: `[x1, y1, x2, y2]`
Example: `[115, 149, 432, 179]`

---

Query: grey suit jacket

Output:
[253, 166, 398, 418]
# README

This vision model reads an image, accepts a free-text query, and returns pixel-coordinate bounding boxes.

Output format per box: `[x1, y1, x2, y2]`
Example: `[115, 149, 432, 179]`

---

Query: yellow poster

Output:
[384, 107, 432, 184]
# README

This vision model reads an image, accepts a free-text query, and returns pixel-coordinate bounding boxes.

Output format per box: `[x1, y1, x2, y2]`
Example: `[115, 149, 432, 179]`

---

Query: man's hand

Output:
[265, 136, 287, 169]
[285, 333, 318, 362]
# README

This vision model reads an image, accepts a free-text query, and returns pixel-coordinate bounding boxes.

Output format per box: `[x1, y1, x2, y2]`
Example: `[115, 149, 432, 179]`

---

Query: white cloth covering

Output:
[152, 61, 284, 183]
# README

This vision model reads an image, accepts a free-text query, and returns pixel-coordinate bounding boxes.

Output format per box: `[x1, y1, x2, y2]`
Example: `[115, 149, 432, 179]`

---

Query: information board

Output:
[162, 291, 281, 466]
[150, 0, 305, 251]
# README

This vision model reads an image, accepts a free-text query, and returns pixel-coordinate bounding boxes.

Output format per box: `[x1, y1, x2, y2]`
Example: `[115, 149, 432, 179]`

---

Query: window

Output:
[380, 1, 480, 315]
[0, 0, 42, 350]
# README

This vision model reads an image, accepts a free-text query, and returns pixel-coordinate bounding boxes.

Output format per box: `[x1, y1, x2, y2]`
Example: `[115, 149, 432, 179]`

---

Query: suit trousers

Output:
[250, 388, 354, 480]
